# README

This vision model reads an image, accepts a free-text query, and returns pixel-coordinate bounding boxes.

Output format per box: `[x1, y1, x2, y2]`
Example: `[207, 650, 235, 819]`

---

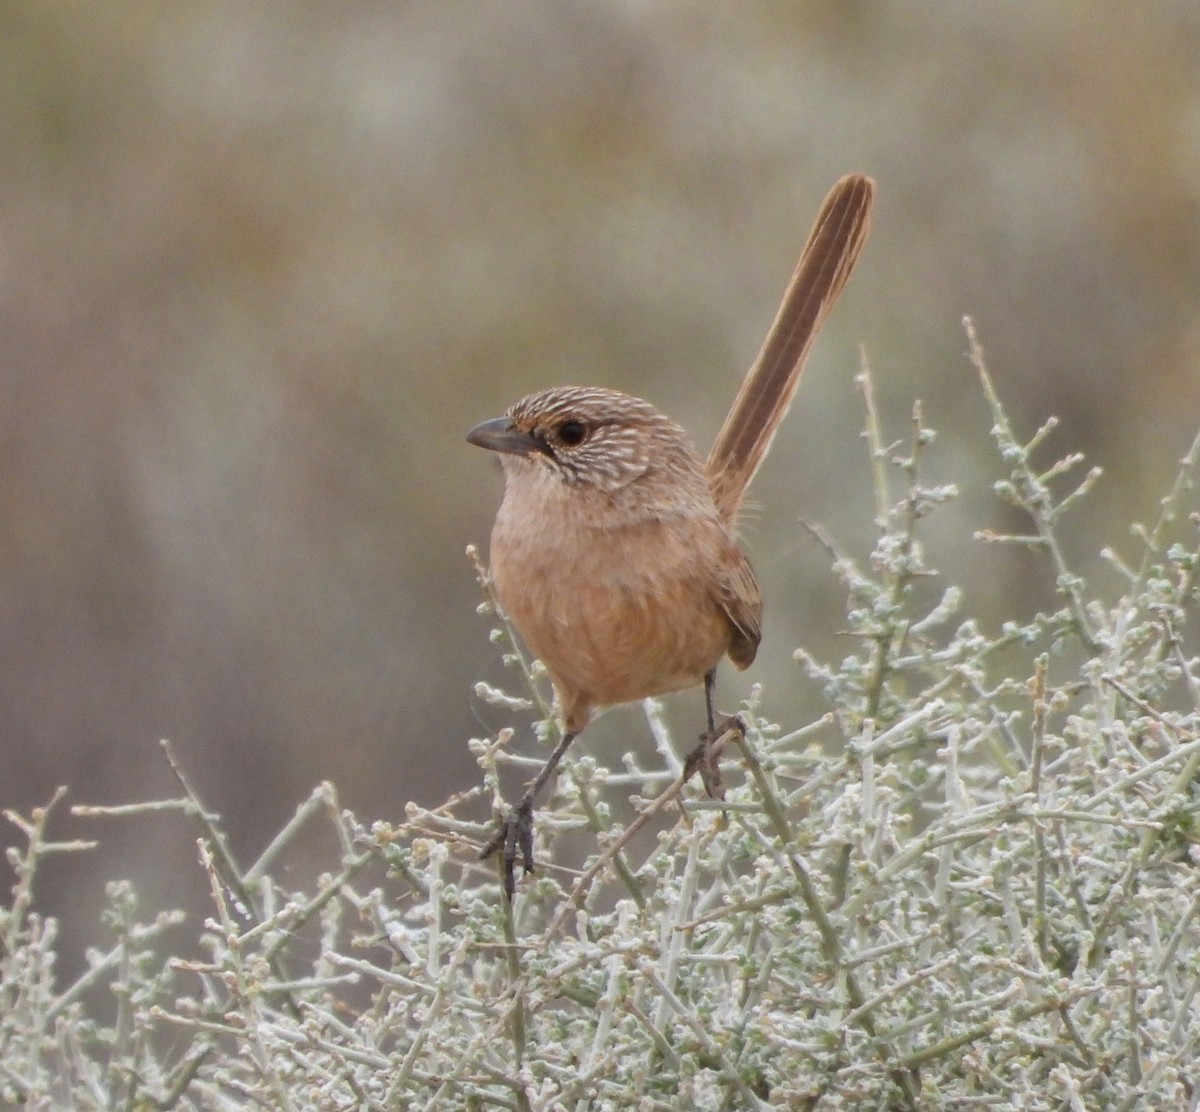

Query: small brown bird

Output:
[468, 174, 875, 894]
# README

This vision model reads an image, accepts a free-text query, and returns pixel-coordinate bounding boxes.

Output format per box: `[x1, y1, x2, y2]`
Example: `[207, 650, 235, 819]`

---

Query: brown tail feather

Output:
[706, 173, 875, 524]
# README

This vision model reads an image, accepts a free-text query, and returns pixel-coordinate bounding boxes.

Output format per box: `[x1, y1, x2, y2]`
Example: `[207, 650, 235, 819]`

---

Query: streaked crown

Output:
[503, 386, 704, 492]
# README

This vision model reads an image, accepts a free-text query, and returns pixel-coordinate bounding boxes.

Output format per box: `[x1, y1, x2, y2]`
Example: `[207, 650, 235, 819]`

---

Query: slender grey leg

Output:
[481, 730, 578, 897]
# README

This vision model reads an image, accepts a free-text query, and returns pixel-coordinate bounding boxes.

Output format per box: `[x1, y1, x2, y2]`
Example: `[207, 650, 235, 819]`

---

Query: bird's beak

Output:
[466, 416, 538, 457]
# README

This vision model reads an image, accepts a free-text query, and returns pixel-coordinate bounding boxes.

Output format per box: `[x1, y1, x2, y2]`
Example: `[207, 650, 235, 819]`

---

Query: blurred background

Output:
[3, 1, 1199, 962]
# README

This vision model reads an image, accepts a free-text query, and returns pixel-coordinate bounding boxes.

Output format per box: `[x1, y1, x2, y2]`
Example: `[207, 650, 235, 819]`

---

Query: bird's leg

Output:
[481, 728, 578, 897]
[703, 669, 718, 735]
[683, 669, 742, 799]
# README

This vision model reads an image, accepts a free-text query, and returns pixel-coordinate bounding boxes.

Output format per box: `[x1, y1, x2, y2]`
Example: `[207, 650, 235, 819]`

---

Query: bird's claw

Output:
[684, 714, 745, 800]
[480, 798, 536, 897]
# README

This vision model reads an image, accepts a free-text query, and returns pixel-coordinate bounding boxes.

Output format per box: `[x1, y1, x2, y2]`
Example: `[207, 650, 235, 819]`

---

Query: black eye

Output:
[557, 420, 587, 446]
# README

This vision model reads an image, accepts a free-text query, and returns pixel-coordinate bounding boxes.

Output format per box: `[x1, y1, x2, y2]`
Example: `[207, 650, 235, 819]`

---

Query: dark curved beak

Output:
[466, 416, 537, 456]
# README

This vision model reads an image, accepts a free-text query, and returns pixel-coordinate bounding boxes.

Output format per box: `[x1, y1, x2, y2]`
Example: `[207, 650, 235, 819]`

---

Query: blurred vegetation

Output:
[1, 2, 1198, 973]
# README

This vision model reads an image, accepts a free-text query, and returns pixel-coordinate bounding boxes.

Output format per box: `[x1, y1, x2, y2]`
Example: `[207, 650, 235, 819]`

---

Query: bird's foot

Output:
[480, 797, 536, 897]
[683, 714, 745, 799]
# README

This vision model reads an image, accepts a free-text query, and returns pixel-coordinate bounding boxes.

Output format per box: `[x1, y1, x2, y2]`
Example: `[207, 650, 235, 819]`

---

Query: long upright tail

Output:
[706, 173, 875, 524]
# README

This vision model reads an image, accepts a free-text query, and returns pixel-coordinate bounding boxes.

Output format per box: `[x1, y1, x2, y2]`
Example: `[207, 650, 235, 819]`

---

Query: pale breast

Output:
[489, 490, 741, 728]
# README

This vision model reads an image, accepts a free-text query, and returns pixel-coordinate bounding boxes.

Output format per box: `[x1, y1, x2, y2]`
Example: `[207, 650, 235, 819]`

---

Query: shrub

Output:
[5, 323, 1200, 1109]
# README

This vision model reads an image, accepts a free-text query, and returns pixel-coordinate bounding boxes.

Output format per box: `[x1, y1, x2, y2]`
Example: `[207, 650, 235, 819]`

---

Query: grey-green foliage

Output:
[5, 323, 1200, 1109]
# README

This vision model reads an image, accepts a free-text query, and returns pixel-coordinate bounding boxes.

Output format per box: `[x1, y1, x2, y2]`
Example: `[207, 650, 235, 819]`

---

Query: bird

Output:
[467, 173, 875, 895]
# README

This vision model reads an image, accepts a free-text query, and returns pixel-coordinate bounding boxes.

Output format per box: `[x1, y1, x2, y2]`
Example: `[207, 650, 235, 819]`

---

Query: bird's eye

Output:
[557, 420, 588, 446]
